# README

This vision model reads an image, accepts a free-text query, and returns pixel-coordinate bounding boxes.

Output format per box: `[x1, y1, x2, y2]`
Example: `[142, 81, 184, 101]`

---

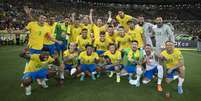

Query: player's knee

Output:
[47, 68, 57, 78]
[22, 77, 32, 87]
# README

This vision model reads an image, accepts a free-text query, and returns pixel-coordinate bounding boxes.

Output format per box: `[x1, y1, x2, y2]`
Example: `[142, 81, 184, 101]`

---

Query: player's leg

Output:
[37, 68, 49, 88]
[129, 65, 143, 87]
[80, 64, 87, 81]
[104, 64, 115, 78]
[115, 65, 122, 83]
[88, 64, 96, 80]
[178, 66, 185, 94]
[22, 72, 35, 96]
[157, 64, 163, 92]
[123, 65, 135, 80]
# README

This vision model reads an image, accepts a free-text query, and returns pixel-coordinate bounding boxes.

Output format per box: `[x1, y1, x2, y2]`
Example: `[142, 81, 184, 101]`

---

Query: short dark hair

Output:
[165, 40, 173, 44]
[145, 44, 151, 47]
[131, 40, 138, 44]
[99, 31, 105, 36]
[82, 28, 88, 31]
[85, 44, 93, 48]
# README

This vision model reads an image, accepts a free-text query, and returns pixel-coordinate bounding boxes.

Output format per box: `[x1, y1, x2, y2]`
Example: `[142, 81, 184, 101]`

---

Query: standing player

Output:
[94, 31, 113, 56]
[137, 16, 154, 47]
[142, 44, 163, 92]
[43, 17, 59, 56]
[104, 43, 122, 83]
[89, 9, 112, 40]
[160, 41, 185, 94]
[106, 25, 117, 43]
[69, 13, 82, 43]
[78, 44, 99, 81]
[152, 17, 175, 54]
[127, 20, 144, 48]
[115, 11, 134, 29]
[76, 28, 92, 52]
[116, 26, 132, 51]
[25, 15, 50, 54]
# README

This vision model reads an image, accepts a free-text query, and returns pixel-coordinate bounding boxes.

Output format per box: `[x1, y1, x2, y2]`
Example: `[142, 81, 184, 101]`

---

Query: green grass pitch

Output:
[0, 46, 201, 101]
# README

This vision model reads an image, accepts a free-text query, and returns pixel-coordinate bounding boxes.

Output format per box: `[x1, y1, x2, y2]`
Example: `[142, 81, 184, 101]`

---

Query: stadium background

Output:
[0, 0, 201, 101]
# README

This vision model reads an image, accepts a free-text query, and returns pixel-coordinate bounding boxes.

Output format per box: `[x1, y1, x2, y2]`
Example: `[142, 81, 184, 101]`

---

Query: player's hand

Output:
[90, 9, 94, 13]
[108, 11, 112, 15]
[72, 12, 76, 16]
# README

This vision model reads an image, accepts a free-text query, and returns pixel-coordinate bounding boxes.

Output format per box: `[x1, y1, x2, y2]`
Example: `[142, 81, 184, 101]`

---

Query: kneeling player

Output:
[123, 40, 144, 87]
[78, 44, 99, 81]
[60, 42, 79, 81]
[160, 41, 185, 95]
[103, 43, 122, 83]
[120, 40, 144, 82]
[142, 44, 163, 92]
[21, 52, 55, 96]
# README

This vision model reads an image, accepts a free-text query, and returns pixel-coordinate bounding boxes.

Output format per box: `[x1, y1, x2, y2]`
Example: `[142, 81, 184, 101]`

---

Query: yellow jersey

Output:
[44, 22, 57, 45]
[94, 38, 113, 51]
[131, 25, 144, 48]
[116, 14, 133, 29]
[116, 34, 132, 50]
[104, 50, 122, 64]
[161, 49, 183, 69]
[106, 32, 117, 43]
[24, 54, 54, 73]
[92, 24, 106, 39]
[79, 51, 99, 64]
[26, 21, 50, 50]
[80, 23, 92, 36]
[63, 50, 79, 64]
[76, 35, 92, 51]
[69, 26, 82, 42]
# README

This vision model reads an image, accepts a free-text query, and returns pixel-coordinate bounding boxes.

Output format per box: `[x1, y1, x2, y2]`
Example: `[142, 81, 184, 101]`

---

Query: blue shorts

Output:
[124, 65, 136, 73]
[29, 48, 42, 54]
[96, 50, 105, 55]
[144, 66, 158, 80]
[80, 64, 96, 73]
[43, 44, 56, 55]
[166, 68, 178, 79]
[55, 41, 67, 52]
[65, 64, 73, 71]
[22, 68, 48, 80]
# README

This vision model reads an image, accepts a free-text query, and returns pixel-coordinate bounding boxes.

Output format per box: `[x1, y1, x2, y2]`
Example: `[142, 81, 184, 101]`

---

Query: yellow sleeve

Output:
[48, 56, 54, 63]
[30, 54, 39, 61]
[26, 22, 33, 30]
[63, 51, 69, 57]
[126, 15, 133, 20]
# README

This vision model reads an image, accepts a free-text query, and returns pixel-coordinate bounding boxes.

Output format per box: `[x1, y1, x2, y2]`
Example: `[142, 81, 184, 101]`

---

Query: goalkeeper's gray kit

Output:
[142, 22, 154, 47]
[152, 24, 175, 54]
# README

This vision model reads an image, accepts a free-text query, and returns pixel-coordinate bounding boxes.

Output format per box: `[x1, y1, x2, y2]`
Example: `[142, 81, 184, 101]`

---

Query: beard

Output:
[138, 22, 144, 26]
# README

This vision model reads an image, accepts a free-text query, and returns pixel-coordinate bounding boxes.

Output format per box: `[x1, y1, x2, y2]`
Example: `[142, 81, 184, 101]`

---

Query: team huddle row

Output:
[20, 9, 185, 96]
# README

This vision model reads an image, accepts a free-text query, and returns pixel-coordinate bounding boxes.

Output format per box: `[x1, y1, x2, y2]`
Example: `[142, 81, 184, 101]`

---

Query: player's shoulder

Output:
[174, 48, 181, 54]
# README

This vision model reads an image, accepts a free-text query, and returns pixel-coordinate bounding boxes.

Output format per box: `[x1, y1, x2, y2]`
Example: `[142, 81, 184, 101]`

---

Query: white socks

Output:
[60, 72, 64, 79]
[178, 77, 184, 87]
